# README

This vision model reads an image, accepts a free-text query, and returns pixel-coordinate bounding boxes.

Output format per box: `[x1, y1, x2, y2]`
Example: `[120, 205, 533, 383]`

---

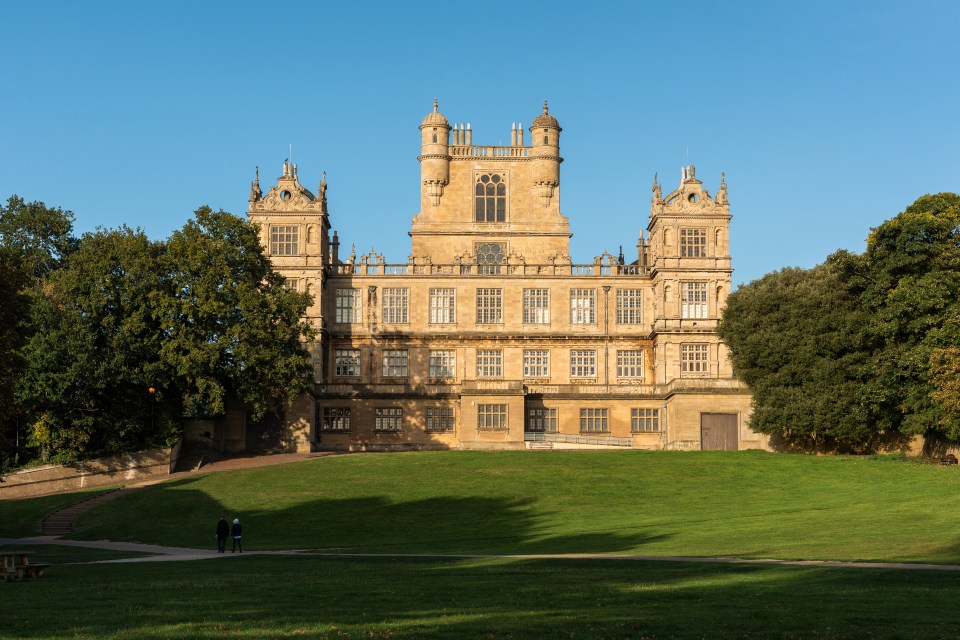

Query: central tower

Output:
[410, 100, 572, 266]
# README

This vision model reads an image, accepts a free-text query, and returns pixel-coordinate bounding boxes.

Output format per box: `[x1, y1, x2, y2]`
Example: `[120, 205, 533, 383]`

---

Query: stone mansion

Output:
[246, 101, 765, 452]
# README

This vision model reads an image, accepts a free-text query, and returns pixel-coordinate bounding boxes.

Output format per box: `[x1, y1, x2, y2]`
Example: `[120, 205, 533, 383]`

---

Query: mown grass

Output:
[0, 487, 114, 537]
[36, 450, 960, 563]
[2, 555, 960, 639]
[0, 543, 150, 563]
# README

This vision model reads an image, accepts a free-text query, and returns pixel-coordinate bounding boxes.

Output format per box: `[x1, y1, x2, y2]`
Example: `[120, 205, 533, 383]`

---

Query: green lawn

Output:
[2, 555, 960, 639]
[24, 450, 960, 564]
[0, 544, 150, 563]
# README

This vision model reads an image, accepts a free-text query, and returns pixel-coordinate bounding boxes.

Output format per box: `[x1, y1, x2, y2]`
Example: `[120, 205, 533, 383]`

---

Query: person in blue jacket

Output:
[231, 518, 243, 553]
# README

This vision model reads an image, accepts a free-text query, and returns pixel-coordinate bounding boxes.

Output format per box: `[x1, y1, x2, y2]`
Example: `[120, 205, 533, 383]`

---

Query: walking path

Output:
[3, 535, 960, 572]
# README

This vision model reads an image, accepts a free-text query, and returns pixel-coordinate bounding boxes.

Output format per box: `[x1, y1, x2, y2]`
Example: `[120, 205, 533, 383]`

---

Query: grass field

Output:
[3, 450, 960, 639]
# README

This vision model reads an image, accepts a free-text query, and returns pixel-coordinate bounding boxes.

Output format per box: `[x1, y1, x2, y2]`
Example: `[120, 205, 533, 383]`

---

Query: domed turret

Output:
[419, 98, 452, 207]
[531, 99, 561, 130]
[530, 100, 562, 207]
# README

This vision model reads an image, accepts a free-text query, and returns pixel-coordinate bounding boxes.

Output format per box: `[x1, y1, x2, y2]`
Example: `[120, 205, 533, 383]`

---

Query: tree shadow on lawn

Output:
[77, 475, 672, 556]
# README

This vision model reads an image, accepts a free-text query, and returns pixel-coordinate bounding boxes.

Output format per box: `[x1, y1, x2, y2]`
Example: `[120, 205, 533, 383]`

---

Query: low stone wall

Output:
[0, 448, 173, 501]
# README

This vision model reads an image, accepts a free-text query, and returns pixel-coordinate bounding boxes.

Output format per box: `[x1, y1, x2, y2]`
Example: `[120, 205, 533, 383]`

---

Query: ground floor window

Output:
[426, 407, 455, 431]
[477, 404, 508, 431]
[631, 408, 660, 432]
[526, 407, 557, 432]
[374, 407, 403, 432]
[580, 408, 608, 432]
[321, 407, 351, 432]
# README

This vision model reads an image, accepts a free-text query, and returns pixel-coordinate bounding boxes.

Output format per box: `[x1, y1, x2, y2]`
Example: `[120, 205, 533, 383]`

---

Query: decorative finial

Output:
[433, 98, 438, 112]
[721, 171, 726, 186]
[543, 99, 549, 114]
[255, 166, 259, 182]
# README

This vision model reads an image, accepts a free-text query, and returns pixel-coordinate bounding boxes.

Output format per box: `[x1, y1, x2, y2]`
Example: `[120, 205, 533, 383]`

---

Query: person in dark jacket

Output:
[216, 516, 229, 553]
[231, 518, 243, 553]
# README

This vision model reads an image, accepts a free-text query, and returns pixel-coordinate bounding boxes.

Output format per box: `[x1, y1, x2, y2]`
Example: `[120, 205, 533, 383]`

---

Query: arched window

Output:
[475, 174, 506, 222]
[432, 134, 437, 143]
[544, 135, 548, 144]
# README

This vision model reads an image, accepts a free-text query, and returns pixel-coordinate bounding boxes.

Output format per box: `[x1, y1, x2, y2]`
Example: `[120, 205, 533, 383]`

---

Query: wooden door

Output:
[701, 413, 738, 450]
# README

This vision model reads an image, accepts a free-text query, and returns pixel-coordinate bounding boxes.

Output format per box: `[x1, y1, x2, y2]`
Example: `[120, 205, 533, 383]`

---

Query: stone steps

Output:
[39, 486, 131, 536]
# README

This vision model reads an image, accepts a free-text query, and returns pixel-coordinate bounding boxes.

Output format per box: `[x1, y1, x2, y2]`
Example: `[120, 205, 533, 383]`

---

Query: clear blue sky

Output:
[2, 0, 957, 286]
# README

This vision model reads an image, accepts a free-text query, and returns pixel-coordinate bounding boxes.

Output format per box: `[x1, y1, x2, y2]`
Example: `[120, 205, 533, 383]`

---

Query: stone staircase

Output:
[40, 487, 128, 536]
[173, 440, 212, 473]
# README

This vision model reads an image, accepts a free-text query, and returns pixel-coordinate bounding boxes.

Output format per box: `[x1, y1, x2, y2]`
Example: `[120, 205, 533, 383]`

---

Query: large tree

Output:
[0, 195, 77, 279]
[158, 207, 314, 420]
[718, 258, 874, 450]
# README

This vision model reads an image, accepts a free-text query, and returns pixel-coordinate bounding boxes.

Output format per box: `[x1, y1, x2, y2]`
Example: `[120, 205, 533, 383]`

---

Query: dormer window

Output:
[475, 173, 506, 222]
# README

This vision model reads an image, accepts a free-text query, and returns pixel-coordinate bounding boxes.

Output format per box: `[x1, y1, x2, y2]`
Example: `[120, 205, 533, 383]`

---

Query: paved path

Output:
[4, 535, 960, 572]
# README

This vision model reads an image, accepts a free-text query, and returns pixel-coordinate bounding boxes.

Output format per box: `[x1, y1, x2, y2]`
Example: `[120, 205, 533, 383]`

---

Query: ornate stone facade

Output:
[247, 102, 766, 452]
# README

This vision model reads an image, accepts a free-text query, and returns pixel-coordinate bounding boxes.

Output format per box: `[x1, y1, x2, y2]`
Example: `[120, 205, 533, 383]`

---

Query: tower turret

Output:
[530, 100, 562, 207]
[419, 98, 451, 207]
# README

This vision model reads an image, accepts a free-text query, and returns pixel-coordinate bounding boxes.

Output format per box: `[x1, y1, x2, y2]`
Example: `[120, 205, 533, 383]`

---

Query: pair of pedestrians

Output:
[215, 516, 243, 553]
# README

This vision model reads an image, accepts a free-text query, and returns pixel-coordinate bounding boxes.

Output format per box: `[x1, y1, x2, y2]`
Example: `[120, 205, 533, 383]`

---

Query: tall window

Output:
[631, 408, 660, 432]
[681, 282, 708, 319]
[527, 408, 557, 432]
[476, 288, 503, 324]
[680, 228, 707, 257]
[382, 349, 408, 378]
[616, 289, 642, 324]
[374, 407, 403, 432]
[334, 349, 360, 377]
[382, 288, 409, 323]
[475, 173, 506, 222]
[580, 408, 608, 432]
[476, 349, 503, 377]
[681, 343, 709, 376]
[426, 407, 455, 432]
[478, 404, 508, 430]
[617, 350, 644, 380]
[570, 289, 596, 324]
[321, 407, 350, 432]
[429, 350, 456, 378]
[570, 349, 597, 378]
[429, 288, 456, 324]
[270, 225, 299, 255]
[523, 289, 550, 324]
[335, 288, 361, 324]
[523, 349, 550, 378]
[476, 243, 505, 275]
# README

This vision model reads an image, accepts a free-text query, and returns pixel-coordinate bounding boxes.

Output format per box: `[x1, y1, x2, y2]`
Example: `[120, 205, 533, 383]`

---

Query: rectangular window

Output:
[382, 349, 408, 378]
[616, 289, 642, 324]
[284, 278, 298, 290]
[523, 349, 550, 378]
[617, 350, 644, 379]
[570, 289, 596, 324]
[681, 343, 710, 376]
[429, 350, 456, 378]
[429, 288, 456, 324]
[477, 404, 508, 431]
[631, 408, 660, 432]
[476, 349, 503, 378]
[570, 349, 597, 378]
[680, 228, 707, 258]
[321, 407, 350, 432]
[426, 407, 455, 432]
[335, 288, 361, 324]
[476, 288, 503, 324]
[334, 349, 360, 377]
[270, 225, 300, 255]
[523, 288, 550, 324]
[382, 288, 409, 324]
[374, 407, 403, 432]
[526, 408, 557, 432]
[681, 282, 708, 319]
[580, 408, 608, 432]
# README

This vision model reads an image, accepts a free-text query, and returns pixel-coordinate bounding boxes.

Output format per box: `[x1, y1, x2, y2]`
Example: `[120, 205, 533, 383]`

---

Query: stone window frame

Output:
[476, 349, 503, 378]
[526, 407, 557, 433]
[579, 408, 609, 433]
[270, 225, 300, 256]
[429, 288, 456, 324]
[616, 289, 642, 325]
[631, 408, 660, 433]
[382, 287, 409, 324]
[426, 407, 455, 432]
[382, 349, 409, 378]
[335, 288, 361, 324]
[474, 172, 507, 223]
[680, 227, 708, 258]
[681, 281, 708, 319]
[477, 404, 508, 431]
[429, 350, 456, 378]
[334, 348, 361, 377]
[374, 407, 403, 432]
[320, 407, 350, 432]
[476, 288, 503, 324]
[616, 350, 644, 380]
[570, 288, 597, 325]
[570, 349, 597, 378]
[681, 343, 710, 377]
[523, 288, 550, 324]
[523, 349, 550, 378]
[475, 242, 505, 275]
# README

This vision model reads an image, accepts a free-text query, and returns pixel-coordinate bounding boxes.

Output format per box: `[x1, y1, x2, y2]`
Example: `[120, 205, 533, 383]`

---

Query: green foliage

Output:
[158, 207, 314, 419]
[0, 194, 77, 279]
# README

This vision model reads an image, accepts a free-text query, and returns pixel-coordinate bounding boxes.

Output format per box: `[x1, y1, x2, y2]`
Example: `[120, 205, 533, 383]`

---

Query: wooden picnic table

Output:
[1, 550, 50, 581]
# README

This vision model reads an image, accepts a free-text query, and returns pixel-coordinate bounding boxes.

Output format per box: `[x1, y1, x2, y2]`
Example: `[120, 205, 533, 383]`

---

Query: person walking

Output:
[216, 516, 229, 553]
[231, 518, 243, 553]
